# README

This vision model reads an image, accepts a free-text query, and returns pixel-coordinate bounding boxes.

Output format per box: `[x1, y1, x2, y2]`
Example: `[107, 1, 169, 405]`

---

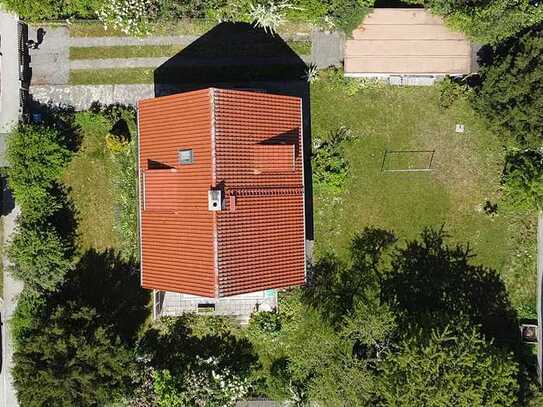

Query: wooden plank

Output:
[345, 39, 471, 57]
[351, 24, 466, 40]
[344, 56, 471, 74]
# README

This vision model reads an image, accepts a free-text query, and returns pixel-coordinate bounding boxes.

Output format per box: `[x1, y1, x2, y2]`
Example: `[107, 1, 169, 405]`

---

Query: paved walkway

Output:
[28, 25, 69, 85]
[31, 84, 154, 109]
[0, 9, 22, 407]
[0, 11, 21, 134]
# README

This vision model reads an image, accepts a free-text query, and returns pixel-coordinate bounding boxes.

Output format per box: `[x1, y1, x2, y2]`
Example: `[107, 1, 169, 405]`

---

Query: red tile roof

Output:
[138, 88, 305, 297]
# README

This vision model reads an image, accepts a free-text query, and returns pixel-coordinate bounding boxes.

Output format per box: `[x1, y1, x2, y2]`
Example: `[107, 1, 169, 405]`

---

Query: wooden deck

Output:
[344, 8, 474, 76]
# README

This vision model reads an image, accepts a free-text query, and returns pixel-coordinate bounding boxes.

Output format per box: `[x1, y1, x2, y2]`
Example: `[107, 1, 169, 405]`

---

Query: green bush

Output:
[472, 25, 543, 146]
[13, 302, 132, 406]
[312, 126, 355, 192]
[7, 124, 71, 220]
[10, 288, 46, 344]
[114, 137, 139, 260]
[410, 0, 543, 44]
[0, 0, 101, 20]
[287, 0, 373, 34]
[8, 220, 73, 293]
[501, 149, 543, 211]
[378, 324, 519, 406]
[438, 76, 472, 109]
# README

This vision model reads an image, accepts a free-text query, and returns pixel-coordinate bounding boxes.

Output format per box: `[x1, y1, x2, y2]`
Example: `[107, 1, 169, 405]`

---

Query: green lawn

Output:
[69, 40, 308, 61]
[70, 68, 155, 85]
[287, 40, 311, 55]
[70, 45, 185, 60]
[311, 74, 538, 318]
[63, 112, 121, 251]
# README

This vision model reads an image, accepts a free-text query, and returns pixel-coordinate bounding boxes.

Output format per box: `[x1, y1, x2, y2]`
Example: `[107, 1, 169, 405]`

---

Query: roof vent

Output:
[208, 189, 223, 211]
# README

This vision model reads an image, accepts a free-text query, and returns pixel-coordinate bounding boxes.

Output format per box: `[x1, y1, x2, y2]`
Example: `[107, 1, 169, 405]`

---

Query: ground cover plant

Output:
[310, 70, 538, 319]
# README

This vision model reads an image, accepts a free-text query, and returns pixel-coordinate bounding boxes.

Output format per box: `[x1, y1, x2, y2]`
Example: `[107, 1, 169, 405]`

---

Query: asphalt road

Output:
[0, 7, 22, 407]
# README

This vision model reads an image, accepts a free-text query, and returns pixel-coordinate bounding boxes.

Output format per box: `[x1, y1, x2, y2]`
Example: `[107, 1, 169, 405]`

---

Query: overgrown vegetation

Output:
[409, 0, 543, 44]
[2, 0, 372, 35]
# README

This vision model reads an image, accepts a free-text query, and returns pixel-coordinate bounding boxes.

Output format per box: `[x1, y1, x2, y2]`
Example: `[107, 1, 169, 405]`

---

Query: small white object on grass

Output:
[455, 124, 465, 133]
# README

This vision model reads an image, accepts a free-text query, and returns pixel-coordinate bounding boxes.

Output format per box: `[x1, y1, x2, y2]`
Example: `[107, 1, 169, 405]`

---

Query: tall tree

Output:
[472, 24, 543, 146]
[13, 301, 132, 407]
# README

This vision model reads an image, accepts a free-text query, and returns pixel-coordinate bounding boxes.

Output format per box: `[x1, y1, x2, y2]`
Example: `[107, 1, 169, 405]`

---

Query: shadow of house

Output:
[153, 22, 314, 241]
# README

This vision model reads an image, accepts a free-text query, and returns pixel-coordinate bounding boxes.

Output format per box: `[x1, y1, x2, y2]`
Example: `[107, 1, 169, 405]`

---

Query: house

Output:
[344, 8, 478, 85]
[137, 88, 306, 319]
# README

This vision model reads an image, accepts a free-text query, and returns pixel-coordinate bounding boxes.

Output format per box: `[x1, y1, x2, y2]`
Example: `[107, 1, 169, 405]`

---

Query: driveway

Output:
[0, 7, 22, 407]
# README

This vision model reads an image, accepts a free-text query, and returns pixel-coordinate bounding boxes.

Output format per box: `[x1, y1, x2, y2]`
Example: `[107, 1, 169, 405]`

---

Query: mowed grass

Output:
[70, 45, 185, 60]
[311, 75, 537, 317]
[70, 68, 154, 85]
[63, 112, 121, 251]
[287, 40, 311, 55]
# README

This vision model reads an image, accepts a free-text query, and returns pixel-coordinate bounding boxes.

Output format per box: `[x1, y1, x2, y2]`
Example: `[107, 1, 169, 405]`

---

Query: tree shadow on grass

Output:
[29, 98, 82, 152]
[383, 228, 519, 348]
[57, 249, 149, 344]
[305, 227, 519, 349]
[137, 316, 257, 377]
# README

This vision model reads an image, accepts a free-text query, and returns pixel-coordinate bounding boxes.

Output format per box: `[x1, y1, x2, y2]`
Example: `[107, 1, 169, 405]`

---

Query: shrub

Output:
[409, 0, 543, 44]
[13, 302, 132, 406]
[437, 76, 472, 109]
[155, 0, 222, 19]
[113, 138, 139, 260]
[501, 149, 543, 211]
[10, 288, 46, 344]
[378, 324, 519, 407]
[249, 0, 294, 33]
[8, 220, 73, 293]
[312, 126, 355, 192]
[326, 0, 373, 35]
[153, 358, 251, 407]
[472, 24, 543, 146]
[105, 133, 130, 154]
[97, 0, 157, 36]
[287, 0, 373, 34]
[0, 0, 101, 20]
[6, 124, 71, 220]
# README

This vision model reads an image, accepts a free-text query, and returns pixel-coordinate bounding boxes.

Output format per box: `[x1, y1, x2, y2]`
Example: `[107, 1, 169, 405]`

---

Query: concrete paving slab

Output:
[28, 25, 69, 85]
[0, 11, 22, 133]
[31, 84, 154, 110]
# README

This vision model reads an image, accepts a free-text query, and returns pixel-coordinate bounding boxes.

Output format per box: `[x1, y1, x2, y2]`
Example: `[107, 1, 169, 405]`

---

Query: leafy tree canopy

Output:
[6, 124, 71, 220]
[472, 24, 543, 146]
[378, 324, 519, 407]
[13, 301, 132, 407]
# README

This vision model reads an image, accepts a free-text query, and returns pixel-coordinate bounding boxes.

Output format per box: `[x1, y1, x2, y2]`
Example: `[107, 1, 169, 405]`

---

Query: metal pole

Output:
[380, 150, 388, 172]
